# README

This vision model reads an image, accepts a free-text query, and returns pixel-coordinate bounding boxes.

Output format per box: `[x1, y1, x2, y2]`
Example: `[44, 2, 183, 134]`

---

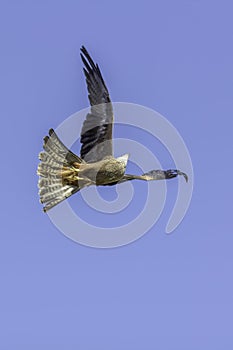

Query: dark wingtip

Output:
[43, 135, 49, 144]
[80, 46, 97, 72]
[80, 45, 88, 55]
[49, 128, 55, 136]
[80, 46, 88, 60]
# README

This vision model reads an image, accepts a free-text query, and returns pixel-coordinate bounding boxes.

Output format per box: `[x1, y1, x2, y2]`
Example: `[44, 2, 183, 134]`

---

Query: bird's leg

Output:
[121, 169, 188, 183]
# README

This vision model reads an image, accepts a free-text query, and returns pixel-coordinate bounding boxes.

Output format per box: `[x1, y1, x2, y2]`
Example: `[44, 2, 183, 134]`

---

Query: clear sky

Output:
[0, 0, 232, 348]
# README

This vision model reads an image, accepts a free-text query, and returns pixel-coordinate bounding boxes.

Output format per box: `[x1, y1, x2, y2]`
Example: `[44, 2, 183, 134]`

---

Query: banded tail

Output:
[37, 129, 83, 212]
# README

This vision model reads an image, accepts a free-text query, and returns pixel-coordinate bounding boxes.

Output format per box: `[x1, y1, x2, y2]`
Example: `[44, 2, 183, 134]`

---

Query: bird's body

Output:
[37, 46, 187, 212]
[62, 155, 129, 187]
[82, 155, 129, 186]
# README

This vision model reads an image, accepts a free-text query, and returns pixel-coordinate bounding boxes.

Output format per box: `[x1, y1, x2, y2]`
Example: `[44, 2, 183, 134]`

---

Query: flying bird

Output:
[37, 46, 188, 212]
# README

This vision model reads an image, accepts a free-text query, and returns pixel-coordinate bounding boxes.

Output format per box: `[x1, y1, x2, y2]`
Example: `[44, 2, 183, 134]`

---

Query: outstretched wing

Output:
[80, 46, 114, 162]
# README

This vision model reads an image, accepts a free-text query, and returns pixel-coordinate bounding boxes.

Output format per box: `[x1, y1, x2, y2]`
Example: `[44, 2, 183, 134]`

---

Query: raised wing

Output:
[80, 46, 114, 162]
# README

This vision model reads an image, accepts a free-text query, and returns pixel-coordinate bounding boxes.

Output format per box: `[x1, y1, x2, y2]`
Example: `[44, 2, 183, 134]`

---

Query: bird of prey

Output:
[37, 46, 188, 212]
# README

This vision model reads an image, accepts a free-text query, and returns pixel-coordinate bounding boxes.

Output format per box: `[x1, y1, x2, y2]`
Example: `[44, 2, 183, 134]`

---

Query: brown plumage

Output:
[37, 46, 188, 212]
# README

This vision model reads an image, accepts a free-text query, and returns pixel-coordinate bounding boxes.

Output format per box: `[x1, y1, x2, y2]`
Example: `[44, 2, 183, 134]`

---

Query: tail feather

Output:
[40, 185, 71, 204]
[39, 183, 62, 197]
[37, 129, 82, 212]
[43, 138, 69, 165]
[41, 186, 79, 212]
[38, 177, 61, 187]
[37, 163, 63, 175]
[48, 128, 82, 164]
[39, 151, 64, 166]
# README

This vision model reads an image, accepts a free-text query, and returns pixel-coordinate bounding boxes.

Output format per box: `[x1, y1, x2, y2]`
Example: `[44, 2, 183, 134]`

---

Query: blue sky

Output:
[0, 0, 232, 348]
